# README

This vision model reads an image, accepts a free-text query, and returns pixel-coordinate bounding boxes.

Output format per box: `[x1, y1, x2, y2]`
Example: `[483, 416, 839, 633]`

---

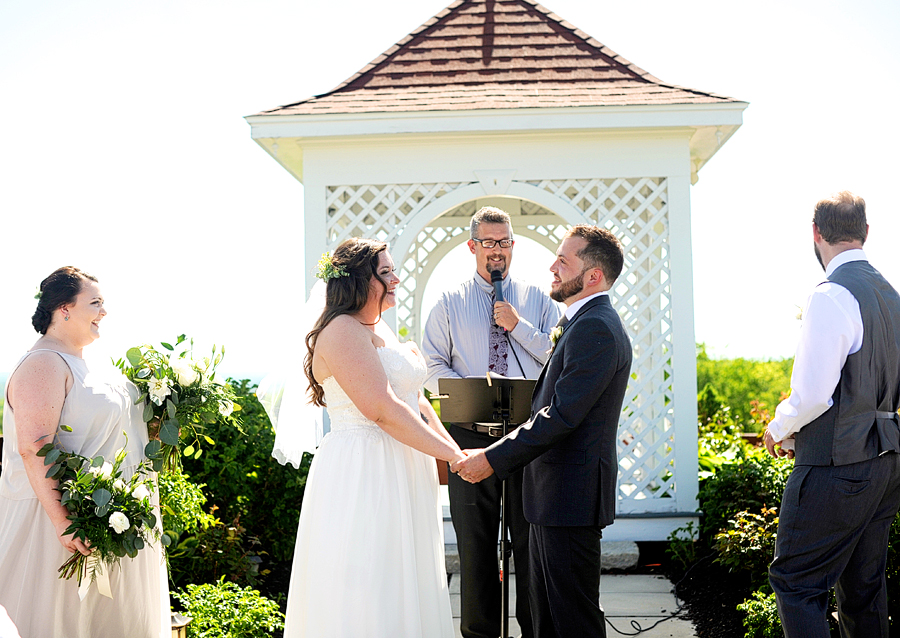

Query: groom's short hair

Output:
[566, 225, 624, 284]
[813, 191, 867, 245]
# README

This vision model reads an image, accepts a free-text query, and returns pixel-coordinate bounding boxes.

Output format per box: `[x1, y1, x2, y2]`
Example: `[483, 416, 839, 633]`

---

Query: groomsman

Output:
[764, 191, 900, 637]
[453, 225, 632, 638]
[422, 206, 561, 638]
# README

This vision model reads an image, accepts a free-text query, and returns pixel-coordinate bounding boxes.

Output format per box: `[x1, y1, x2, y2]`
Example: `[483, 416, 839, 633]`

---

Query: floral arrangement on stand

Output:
[37, 426, 165, 595]
[115, 334, 241, 473]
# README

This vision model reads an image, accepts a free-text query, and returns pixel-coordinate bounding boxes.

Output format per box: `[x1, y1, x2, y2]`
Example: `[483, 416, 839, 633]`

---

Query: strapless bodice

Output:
[322, 343, 426, 436]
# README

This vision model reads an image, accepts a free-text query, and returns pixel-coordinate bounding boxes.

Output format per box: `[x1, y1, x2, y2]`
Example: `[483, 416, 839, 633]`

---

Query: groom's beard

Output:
[550, 270, 586, 303]
[814, 243, 825, 271]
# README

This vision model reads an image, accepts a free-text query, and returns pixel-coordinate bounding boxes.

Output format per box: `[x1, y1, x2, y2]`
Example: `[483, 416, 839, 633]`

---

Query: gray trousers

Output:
[769, 453, 900, 638]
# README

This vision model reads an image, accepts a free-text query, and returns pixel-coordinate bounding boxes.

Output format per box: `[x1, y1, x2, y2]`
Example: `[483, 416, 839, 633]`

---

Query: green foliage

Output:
[172, 578, 284, 638]
[179, 379, 312, 563]
[696, 343, 793, 431]
[697, 447, 792, 545]
[157, 469, 215, 537]
[168, 515, 262, 589]
[666, 521, 700, 571]
[715, 507, 779, 589]
[737, 590, 783, 638]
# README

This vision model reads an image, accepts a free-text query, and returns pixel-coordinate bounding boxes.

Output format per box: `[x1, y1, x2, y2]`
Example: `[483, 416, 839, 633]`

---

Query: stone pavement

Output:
[446, 544, 696, 638]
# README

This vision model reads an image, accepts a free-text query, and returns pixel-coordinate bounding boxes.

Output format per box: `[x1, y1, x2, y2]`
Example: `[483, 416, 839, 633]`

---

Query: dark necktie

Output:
[488, 294, 508, 375]
[557, 314, 570, 329]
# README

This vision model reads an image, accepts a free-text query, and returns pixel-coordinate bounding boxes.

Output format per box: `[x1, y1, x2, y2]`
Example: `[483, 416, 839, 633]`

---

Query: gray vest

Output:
[794, 260, 900, 466]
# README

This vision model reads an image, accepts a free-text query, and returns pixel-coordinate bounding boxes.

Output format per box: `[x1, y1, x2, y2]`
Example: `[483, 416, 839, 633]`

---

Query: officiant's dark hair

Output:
[567, 225, 624, 284]
[813, 191, 867, 245]
[32, 266, 98, 334]
[304, 237, 389, 406]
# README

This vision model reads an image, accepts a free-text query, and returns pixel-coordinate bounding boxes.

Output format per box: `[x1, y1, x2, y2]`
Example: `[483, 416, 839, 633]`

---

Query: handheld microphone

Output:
[490, 269, 504, 303]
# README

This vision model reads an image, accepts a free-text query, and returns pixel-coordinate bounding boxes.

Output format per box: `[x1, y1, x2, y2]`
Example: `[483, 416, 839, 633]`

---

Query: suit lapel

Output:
[530, 295, 609, 405]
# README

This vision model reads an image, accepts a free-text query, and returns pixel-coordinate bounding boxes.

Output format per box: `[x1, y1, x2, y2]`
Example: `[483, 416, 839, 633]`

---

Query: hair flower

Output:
[315, 252, 349, 282]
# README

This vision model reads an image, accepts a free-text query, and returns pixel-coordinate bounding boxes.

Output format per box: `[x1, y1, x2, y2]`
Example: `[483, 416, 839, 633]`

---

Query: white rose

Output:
[113, 479, 126, 492]
[132, 483, 151, 501]
[89, 461, 113, 480]
[170, 356, 200, 387]
[108, 511, 130, 534]
[219, 400, 234, 417]
[147, 377, 171, 406]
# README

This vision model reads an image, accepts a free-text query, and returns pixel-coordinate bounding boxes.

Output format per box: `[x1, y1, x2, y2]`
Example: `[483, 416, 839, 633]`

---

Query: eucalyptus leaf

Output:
[137, 368, 151, 379]
[91, 456, 104, 468]
[45, 464, 61, 479]
[160, 420, 180, 447]
[133, 536, 144, 550]
[36, 443, 54, 457]
[142, 402, 154, 423]
[161, 533, 172, 547]
[126, 347, 143, 367]
[92, 488, 112, 507]
[151, 458, 163, 473]
[166, 399, 176, 419]
[170, 390, 179, 405]
[44, 448, 61, 466]
[145, 440, 162, 459]
[94, 503, 110, 518]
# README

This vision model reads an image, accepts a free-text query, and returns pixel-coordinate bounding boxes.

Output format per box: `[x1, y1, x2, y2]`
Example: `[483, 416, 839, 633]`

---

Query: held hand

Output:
[493, 301, 520, 332]
[763, 427, 794, 459]
[55, 519, 92, 556]
[453, 448, 495, 483]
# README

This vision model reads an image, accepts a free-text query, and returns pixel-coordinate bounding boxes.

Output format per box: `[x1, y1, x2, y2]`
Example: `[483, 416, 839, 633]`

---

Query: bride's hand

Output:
[449, 450, 468, 469]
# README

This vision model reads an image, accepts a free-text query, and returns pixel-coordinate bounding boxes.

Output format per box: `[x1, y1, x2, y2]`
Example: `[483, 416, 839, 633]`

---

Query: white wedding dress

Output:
[283, 342, 454, 637]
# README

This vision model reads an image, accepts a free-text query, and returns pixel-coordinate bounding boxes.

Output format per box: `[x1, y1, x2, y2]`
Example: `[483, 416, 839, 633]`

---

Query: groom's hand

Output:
[452, 449, 494, 483]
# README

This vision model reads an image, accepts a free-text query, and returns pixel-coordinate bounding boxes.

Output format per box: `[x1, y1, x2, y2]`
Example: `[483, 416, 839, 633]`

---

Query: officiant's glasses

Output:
[472, 238, 514, 249]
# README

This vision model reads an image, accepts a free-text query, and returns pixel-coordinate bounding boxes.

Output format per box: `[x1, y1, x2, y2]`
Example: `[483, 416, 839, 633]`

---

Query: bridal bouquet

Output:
[115, 334, 241, 473]
[38, 427, 166, 594]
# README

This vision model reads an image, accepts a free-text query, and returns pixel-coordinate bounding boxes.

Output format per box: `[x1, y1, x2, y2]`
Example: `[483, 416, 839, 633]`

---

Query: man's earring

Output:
[64, 315, 69, 321]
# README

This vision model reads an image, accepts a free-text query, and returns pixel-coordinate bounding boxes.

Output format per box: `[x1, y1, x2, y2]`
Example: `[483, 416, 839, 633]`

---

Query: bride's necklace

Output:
[357, 315, 381, 327]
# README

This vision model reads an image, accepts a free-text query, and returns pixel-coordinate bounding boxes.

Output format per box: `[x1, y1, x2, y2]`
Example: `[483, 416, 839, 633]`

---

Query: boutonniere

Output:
[550, 326, 563, 346]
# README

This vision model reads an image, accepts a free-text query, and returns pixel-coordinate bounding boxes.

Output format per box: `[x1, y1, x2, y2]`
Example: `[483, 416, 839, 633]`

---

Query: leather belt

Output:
[456, 422, 520, 438]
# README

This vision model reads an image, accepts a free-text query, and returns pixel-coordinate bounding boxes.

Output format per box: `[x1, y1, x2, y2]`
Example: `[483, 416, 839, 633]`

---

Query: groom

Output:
[452, 224, 632, 638]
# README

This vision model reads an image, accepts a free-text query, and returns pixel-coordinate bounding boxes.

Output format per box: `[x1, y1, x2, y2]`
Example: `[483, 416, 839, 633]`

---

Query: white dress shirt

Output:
[768, 249, 867, 443]
[564, 291, 609, 322]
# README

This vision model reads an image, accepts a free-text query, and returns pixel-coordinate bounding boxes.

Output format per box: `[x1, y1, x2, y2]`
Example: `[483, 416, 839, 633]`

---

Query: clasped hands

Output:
[450, 449, 494, 483]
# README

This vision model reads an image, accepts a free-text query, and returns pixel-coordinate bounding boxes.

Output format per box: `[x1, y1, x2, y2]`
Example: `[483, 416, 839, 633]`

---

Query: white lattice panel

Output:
[324, 177, 680, 514]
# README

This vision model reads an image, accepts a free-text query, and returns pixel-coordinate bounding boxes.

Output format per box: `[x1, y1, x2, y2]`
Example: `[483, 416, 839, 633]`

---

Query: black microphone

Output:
[490, 269, 504, 303]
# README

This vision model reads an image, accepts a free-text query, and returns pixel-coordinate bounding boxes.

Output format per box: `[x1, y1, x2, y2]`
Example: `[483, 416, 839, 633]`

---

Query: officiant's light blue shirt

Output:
[422, 272, 562, 394]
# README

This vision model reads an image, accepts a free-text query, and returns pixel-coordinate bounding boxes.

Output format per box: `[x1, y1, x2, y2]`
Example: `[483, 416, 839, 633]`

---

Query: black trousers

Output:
[529, 524, 605, 638]
[769, 453, 900, 638]
[449, 424, 533, 638]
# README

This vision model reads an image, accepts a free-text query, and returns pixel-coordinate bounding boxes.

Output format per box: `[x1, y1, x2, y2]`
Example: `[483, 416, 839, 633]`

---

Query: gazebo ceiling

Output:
[255, 0, 740, 115]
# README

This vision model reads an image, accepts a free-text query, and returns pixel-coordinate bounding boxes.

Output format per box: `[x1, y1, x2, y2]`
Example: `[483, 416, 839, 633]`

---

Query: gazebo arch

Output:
[246, 0, 747, 540]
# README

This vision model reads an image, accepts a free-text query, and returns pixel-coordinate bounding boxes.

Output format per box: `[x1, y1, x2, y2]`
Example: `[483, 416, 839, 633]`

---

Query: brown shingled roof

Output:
[258, 0, 737, 116]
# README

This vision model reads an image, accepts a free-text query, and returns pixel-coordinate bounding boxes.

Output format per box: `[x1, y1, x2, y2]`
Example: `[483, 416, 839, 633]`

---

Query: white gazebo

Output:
[245, 0, 747, 540]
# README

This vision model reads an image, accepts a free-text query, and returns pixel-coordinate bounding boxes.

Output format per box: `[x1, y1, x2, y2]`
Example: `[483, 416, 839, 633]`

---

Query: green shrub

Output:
[698, 447, 792, 545]
[715, 507, 778, 589]
[666, 521, 700, 571]
[158, 469, 216, 538]
[172, 577, 284, 638]
[696, 343, 792, 430]
[737, 590, 782, 638]
[167, 513, 263, 588]
[179, 379, 313, 564]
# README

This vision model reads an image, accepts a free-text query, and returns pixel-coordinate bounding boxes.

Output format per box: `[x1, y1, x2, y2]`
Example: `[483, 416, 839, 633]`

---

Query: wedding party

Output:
[2, 0, 898, 637]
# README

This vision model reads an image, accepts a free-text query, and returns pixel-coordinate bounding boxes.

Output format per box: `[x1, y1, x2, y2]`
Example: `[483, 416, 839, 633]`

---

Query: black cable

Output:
[603, 552, 716, 636]
[504, 332, 525, 377]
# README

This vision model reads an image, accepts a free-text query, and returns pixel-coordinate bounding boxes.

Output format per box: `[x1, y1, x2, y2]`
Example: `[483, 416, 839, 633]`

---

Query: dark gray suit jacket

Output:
[484, 294, 632, 527]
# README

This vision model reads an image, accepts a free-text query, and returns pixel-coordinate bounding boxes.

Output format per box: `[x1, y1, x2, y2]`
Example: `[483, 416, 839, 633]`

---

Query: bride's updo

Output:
[304, 238, 389, 406]
[32, 267, 98, 335]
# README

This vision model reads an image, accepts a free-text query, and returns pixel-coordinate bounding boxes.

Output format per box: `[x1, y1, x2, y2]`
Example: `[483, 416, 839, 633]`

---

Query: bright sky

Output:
[2, 0, 898, 381]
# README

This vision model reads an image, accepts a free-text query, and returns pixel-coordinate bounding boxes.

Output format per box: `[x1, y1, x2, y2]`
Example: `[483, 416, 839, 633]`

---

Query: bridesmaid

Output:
[0, 267, 169, 638]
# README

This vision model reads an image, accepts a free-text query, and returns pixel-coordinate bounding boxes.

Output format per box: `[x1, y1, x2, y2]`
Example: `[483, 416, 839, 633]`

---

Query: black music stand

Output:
[437, 376, 536, 638]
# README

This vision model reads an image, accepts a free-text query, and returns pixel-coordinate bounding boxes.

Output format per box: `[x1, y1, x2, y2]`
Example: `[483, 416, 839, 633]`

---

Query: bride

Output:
[278, 238, 464, 637]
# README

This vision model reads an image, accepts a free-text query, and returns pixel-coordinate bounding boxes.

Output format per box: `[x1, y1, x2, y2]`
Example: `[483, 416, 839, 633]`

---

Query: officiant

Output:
[422, 206, 561, 638]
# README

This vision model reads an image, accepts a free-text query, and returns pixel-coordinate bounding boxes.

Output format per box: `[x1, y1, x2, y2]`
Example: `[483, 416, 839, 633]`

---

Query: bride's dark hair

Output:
[304, 238, 389, 407]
